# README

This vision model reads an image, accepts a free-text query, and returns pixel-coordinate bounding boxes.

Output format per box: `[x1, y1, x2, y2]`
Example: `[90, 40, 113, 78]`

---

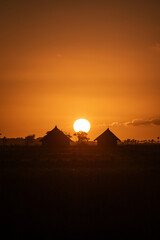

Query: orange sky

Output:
[0, 0, 160, 140]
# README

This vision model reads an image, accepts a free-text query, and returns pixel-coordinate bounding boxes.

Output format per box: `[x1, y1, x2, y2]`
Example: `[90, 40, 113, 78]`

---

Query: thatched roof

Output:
[94, 128, 120, 142]
[41, 126, 72, 144]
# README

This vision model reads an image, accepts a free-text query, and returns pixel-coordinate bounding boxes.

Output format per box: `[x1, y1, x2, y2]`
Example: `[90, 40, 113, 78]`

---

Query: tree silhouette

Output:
[2, 136, 7, 146]
[25, 134, 35, 146]
[74, 131, 89, 143]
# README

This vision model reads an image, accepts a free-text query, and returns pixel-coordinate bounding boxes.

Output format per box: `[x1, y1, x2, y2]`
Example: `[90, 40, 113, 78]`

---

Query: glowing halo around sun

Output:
[73, 119, 91, 133]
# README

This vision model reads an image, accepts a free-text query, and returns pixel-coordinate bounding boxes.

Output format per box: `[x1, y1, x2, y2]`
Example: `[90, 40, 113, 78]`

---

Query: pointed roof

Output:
[41, 126, 72, 142]
[94, 128, 120, 142]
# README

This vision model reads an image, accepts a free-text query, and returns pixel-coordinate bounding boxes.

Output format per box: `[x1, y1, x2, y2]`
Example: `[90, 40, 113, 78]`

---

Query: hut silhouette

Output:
[94, 128, 120, 147]
[40, 126, 71, 148]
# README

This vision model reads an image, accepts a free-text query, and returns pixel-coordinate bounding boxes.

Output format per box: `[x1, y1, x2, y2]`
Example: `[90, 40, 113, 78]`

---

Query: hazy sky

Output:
[0, 0, 160, 140]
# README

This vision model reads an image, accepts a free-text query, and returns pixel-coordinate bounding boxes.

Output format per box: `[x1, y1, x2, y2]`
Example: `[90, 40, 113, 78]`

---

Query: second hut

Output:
[94, 128, 120, 147]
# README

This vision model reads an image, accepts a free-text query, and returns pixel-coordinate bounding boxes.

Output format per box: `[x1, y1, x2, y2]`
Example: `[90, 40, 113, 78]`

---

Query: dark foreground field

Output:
[0, 145, 160, 238]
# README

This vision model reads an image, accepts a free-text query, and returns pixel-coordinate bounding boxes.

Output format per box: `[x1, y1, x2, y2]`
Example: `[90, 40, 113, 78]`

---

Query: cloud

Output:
[109, 122, 123, 127]
[150, 119, 160, 125]
[126, 119, 151, 126]
[126, 119, 160, 126]
[111, 119, 160, 127]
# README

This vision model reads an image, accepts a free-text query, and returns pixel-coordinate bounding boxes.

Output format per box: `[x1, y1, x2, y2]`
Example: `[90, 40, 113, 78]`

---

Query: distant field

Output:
[0, 145, 160, 238]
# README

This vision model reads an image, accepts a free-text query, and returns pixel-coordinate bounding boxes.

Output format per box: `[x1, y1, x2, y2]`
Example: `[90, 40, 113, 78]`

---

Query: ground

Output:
[0, 145, 160, 238]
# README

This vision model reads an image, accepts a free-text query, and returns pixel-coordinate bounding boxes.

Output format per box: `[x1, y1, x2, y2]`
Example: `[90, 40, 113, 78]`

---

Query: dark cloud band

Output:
[111, 119, 160, 127]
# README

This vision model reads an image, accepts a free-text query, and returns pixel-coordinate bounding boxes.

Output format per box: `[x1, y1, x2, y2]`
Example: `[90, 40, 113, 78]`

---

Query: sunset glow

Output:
[73, 119, 91, 133]
[0, 1, 160, 140]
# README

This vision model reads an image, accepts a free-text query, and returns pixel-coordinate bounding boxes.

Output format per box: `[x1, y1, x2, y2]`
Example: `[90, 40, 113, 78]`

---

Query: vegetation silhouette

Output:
[74, 131, 90, 144]
[2, 136, 8, 146]
[25, 134, 35, 146]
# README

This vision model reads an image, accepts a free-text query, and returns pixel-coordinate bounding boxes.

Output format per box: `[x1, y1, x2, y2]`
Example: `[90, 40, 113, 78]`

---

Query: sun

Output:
[73, 119, 91, 133]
